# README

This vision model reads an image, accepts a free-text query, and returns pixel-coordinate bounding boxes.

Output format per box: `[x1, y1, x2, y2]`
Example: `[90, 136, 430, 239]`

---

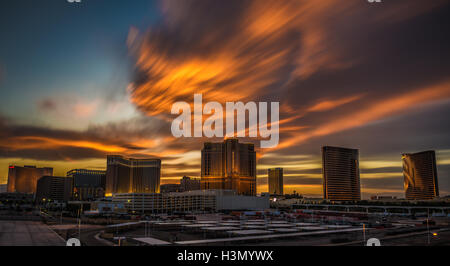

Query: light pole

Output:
[427, 209, 430, 245]
[363, 223, 366, 245]
[78, 204, 83, 242]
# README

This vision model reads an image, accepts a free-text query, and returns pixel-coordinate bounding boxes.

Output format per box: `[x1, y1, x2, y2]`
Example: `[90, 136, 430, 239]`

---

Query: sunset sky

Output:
[1, 0, 449, 198]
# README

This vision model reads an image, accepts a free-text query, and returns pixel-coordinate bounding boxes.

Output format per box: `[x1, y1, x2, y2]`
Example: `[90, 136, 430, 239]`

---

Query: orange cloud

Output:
[126, 0, 364, 117]
[2, 136, 127, 153]
[307, 95, 363, 112]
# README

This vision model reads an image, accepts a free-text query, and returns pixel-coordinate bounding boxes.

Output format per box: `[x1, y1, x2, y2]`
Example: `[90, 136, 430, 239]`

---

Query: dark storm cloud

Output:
[279, 101, 450, 157]
[0, 147, 105, 161]
[361, 177, 404, 190]
[85, 116, 169, 142]
[361, 167, 402, 174]
[0, 114, 178, 161]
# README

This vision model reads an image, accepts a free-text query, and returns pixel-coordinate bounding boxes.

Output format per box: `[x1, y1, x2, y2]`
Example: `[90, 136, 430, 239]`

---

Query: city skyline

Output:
[4, 146, 445, 200]
[1, 0, 450, 199]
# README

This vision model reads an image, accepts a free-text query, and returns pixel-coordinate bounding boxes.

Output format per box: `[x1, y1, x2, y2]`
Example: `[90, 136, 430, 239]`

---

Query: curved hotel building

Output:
[402, 150, 439, 200]
[106, 155, 161, 195]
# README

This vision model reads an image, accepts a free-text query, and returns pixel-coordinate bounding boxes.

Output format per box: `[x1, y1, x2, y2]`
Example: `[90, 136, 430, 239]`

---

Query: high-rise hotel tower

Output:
[322, 146, 361, 201]
[268, 168, 284, 195]
[402, 151, 439, 200]
[201, 139, 256, 196]
[7, 165, 53, 194]
[106, 155, 161, 195]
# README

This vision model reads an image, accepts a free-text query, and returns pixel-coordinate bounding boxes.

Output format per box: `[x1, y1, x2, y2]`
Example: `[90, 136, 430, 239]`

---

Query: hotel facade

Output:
[68, 169, 106, 201]
[201, 139, 257, 196]
[7, 165, 53, 194]
[322, 146, 361, 201]
[106, 155, 161, 195]
[402, 150, 439, 200]
[268, 168, 284, 195]
[111, 190, 269, 213]
[35, 176, 73, 202]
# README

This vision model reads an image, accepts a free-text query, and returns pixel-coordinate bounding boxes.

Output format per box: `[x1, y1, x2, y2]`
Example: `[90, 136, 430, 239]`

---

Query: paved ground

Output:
[49, 224, 104, 230]
[0, 221, 66, 246]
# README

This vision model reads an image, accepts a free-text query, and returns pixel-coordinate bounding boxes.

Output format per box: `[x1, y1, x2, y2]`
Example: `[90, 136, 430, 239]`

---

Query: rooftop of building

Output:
[8, 165, 53, 169]
[67, 169, 106, 174]
[401, 150, 436, 156]
[107, 155, 161, 162]
[322, 146, 359, 152]
[203, 138, 255, 146]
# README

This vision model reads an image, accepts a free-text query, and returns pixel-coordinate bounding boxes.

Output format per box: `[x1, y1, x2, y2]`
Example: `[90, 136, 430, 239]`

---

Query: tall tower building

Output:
[322, 146, 361, 201]
[35, 176, 73, 202]
[402, 151, 439, 200]
[106, 155, 161, 195]
[201, 139, 256, 196]
[7, 165, 53, 194]
[268, 168, 283, 195]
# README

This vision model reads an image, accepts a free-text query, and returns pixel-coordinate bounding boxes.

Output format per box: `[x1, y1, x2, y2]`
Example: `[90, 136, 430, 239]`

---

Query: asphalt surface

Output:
[0, 221, 66, 246]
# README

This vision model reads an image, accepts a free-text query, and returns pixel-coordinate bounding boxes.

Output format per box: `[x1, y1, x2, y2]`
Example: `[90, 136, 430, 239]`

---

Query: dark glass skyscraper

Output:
[106, 155, 161, 195]
[268, 168, 283, 195]
[402, 150, 439, 200]
[7, 165, 53, 194]
[67, 169, 106, 200]
[35, 176, 73, 202]
[201, 139, 256, 196]
[322, 146, 361, 201]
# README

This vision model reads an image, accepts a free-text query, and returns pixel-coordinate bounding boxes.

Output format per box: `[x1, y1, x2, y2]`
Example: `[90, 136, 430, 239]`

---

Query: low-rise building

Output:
[160, 177, 201, 193]
[85, 201, 127, 215]
[180, 176, 201, 191]
[111, 190, 269, 213]
[160, 184, 183, 193]
[370, 195, 398, 201]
